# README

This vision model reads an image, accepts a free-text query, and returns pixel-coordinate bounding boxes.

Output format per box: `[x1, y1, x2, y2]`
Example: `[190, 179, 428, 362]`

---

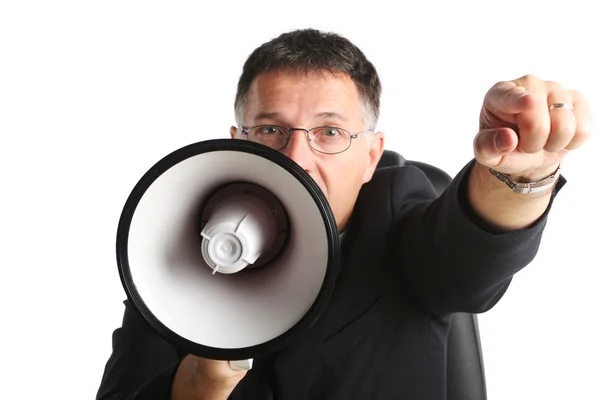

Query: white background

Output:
[1, 1, 598, 399]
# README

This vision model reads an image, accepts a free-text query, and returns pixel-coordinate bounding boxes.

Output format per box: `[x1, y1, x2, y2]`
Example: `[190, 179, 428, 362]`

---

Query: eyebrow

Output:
[253, 111, 349, 124]
[254, 111, 282, 122]
[315, 111, 349, 122]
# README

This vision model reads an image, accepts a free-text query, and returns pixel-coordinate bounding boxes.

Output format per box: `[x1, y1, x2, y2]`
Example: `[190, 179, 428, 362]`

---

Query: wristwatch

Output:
[488, 166, 561, 194]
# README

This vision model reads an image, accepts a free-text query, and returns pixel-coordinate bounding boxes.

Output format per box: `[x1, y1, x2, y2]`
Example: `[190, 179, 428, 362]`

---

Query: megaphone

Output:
[116, 139, 341, 369]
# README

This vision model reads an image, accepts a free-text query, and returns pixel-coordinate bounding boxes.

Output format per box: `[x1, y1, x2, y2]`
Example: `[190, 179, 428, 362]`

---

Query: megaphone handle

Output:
[229, 358, 253, 371]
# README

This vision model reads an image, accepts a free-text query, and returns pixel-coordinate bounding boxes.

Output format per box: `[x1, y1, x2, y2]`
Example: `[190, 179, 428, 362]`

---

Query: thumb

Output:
[473, 127, 518, 168]
[195, 357, 248, 383]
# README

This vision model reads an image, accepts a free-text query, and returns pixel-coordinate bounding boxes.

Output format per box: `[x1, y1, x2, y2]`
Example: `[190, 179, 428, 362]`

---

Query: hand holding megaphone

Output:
[172, 355, 249, 400]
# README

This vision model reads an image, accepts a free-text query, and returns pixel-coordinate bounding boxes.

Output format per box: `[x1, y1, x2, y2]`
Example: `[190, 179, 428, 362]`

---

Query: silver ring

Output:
[549, 103, 573, 111]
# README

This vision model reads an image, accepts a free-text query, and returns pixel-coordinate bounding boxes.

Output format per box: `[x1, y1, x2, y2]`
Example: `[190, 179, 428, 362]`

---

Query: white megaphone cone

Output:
[116, 139, 340, 370]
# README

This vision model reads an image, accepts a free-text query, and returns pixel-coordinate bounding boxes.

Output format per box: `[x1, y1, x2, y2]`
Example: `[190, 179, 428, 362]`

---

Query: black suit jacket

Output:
[97, 160, 565, 400]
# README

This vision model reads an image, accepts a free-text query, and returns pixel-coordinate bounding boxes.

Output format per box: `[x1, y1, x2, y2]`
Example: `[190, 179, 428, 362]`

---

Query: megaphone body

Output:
[116, 139, 341, 367]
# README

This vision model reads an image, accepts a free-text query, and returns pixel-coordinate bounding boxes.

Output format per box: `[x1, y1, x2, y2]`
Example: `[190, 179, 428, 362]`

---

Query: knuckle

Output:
[546, 80, 561, 90]
[520, 73, 538, 83]
[574, 125, 592, 141]
[569, 89, 583, 101]
[523, 118, 550, 135]
[491, 80, 507, 90]
[486, 82, 504, 99]
[565, 125, 578, 138]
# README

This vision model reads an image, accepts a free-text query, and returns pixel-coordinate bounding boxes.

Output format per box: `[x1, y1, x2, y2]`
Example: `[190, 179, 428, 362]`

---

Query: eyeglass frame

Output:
[237, 124, 374, 155]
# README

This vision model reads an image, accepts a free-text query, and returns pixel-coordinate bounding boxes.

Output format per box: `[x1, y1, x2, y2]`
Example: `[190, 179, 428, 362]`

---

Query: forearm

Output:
[467, 160, 558, 231]
[96, 301, 184, 400]
[394, 161, 563, 316]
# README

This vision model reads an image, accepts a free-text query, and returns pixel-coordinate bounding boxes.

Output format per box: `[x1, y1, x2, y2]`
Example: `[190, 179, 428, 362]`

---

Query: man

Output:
[97, 29, 592, 399]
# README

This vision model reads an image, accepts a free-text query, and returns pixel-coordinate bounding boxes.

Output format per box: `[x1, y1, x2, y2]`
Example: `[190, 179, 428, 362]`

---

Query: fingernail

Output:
[494, 131, 511, 152]
[514, 86, 528, 98]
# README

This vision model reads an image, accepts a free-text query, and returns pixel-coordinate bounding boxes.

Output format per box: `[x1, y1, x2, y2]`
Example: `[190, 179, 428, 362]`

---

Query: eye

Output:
[322, 127, 341, 137]
[258, 126, 281, 135]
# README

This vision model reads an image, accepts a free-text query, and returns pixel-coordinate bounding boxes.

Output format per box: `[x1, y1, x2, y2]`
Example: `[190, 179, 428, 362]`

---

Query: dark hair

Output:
[234, 28, 381, 127]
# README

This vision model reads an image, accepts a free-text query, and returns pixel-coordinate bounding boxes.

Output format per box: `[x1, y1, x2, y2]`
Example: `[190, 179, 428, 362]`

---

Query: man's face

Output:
[230, 70, 384, 231]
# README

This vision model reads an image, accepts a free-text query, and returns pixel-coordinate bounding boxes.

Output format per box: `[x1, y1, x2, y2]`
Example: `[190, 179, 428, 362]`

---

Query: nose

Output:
[281, 130, 313, 170]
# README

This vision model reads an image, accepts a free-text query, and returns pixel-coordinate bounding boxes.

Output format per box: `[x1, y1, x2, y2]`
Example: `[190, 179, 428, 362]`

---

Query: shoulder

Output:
[358, 165, 438, 210]
[348, 166, 438, 234]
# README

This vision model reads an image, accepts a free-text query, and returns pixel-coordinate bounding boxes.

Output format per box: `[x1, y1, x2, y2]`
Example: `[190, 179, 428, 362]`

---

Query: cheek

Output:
[317, 161, 364, 208]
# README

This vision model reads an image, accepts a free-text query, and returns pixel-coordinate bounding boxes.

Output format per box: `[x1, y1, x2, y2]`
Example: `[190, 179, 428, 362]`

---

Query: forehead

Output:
[243, 70, 362, 124]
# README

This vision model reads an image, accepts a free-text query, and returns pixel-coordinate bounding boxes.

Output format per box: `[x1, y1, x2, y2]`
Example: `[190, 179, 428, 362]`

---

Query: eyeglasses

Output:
[239, 125, 373, 155]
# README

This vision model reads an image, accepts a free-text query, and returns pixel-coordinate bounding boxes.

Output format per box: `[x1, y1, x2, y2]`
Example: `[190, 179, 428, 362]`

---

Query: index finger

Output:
[487, 78, 551, 153]
[485, 80, 533, 122]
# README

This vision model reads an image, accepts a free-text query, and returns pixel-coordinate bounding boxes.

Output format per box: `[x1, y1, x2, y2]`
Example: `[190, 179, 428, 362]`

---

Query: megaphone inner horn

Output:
[199, 182, 290, 274]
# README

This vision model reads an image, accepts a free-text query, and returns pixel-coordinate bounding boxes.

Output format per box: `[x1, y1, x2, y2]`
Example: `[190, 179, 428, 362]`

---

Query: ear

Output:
[362, 131, 385, 184]
[230, 126, 237, 139]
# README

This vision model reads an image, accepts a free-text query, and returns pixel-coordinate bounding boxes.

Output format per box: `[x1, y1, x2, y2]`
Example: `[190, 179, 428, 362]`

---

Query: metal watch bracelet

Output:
[488, 166, 561, 194]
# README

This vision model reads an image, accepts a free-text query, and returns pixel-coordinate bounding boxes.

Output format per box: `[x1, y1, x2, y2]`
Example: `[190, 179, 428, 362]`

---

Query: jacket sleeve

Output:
[96, 300, 185, 400]
[391, 158, 566, 317]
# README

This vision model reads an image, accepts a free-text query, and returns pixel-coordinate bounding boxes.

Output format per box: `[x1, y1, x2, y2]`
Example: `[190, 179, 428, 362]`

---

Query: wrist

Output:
[484, 162, 561, 196]
[501, 162, 561, 183]
[468, 161, 555, 231]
